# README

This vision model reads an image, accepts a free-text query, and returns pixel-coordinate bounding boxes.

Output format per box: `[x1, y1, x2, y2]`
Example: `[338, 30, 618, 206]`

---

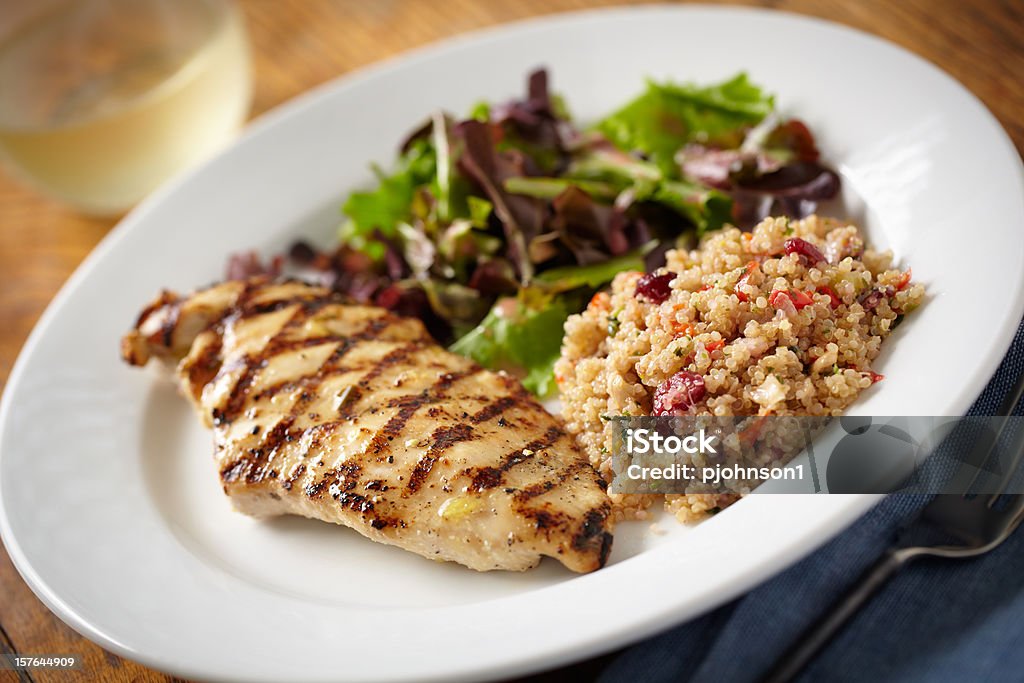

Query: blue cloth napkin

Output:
[595, 318, 1024, 683]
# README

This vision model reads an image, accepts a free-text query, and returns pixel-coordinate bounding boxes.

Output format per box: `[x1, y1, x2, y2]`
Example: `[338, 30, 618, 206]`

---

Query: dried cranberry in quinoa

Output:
[858, 286, 896, 312]
[652, 371, 707, 415]
[635, 272, 676, 304]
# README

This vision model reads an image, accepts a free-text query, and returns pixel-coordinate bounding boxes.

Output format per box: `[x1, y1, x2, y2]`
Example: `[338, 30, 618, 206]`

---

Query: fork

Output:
[762, 370, 1024, 683]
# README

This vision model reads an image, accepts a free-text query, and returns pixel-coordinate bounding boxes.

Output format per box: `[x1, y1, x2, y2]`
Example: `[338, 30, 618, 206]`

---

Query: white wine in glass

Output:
[0, 0, 251, 215]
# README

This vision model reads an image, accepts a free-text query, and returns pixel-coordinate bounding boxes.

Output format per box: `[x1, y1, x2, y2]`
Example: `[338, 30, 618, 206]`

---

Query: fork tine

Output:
[987, 446, 1019, 505]
[988, 427, 1024, 505]
[961, 367, 1024, 500]
[995, 366, 1024, 417]
[984, 365, 1024, 503]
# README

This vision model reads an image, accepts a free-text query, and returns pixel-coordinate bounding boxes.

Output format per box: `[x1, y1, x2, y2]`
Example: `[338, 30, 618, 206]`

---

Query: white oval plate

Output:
[2, 7, 1023, 682]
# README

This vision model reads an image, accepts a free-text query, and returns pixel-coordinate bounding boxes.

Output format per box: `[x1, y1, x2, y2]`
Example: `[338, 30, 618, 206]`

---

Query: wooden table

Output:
[0, 1, 1021, 681]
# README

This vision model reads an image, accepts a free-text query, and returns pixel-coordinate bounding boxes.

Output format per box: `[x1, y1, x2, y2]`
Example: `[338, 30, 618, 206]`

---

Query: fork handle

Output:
[761, 549, 910, 683]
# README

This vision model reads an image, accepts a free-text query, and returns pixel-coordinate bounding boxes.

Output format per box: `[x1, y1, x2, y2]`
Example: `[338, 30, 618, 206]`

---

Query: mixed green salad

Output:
[247, 70, 839, 397]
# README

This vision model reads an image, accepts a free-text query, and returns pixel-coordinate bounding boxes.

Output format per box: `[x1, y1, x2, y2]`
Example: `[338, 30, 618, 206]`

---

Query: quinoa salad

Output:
[554, 215, 925, 522]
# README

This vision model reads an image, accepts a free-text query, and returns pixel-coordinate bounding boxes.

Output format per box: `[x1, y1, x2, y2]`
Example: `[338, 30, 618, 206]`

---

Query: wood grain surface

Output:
[0, 1, 1021, 681]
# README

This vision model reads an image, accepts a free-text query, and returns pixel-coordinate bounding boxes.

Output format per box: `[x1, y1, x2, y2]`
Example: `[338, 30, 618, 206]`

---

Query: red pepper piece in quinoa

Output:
[734, 260, 759, 303]
[816, 285, 841, 309]
[896, 268, 913, 291]
[769, 288, 814, 310]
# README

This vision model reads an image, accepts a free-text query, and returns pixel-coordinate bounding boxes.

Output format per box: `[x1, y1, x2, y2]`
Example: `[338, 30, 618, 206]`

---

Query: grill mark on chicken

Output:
[129, 291, 184, 359]
[520, 506, 571, 534]
[336, 386, 363, 419]
[469, 452, 535, 492]
[468, 390, 530, 425]
[214, 360, 264, 425]
[406, 456, 436, 495]
[242, 293, 335, 319]
[236, 277, 263, 306]
[182, 336, 223, 401]
[406, 423, 478, 494]
[403, 393, 536, 493]
[215, 311, 399, 424]
[306, 461, 361, 500]
[220, 460, 246, 483]
[357, 342, 423, 388]
[514, 498, 609, 549]
[257, 315, 405, 404]
[227, 278, 333, 318]
[467, 426, 564, 492]
[367, 368, 482, 455]
[216, 304, 314, 423]
[259, 415, 296, 454]
[250, 380, 299, 403]
[573, 507, 614, 565]
[328, 486, 401, 531]
[282, 463, 306, 491]
[217, 415, 297, 484]
[134, 290, 178, 329]
[515, 459, 589, 502]
[289, 389, 319, 422]
[268, 350, 471, 462]
[248, 360, 358, 405]
[159, 301, 181, 348]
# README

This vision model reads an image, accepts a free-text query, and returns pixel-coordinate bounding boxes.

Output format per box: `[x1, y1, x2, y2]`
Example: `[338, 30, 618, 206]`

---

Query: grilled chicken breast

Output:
[122, 278, 613, 572]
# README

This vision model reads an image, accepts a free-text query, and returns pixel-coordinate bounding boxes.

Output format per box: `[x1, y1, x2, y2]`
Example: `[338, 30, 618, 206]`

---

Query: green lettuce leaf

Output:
[566, 147, 732, 235]
[466, 195, 494, 227]
[449, 297, 574, 397]
[533, 247, 649, 293]
[340, 138, 437, 257]
[595, 73, 773, 176]
[637, 179, 733, 236]
[503, 176, 618, 202]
